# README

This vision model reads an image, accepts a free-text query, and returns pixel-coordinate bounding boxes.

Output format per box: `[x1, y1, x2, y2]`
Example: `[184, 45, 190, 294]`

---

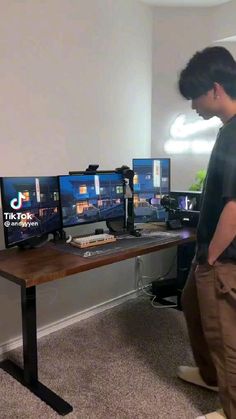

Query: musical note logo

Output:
[10, 192, 26, 210]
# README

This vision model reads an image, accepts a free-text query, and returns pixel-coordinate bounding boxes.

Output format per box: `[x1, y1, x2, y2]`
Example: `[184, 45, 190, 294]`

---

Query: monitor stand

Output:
[106, 220, 141, 237]
[106, 219, 125, 234]
[17, 234, 49, 249]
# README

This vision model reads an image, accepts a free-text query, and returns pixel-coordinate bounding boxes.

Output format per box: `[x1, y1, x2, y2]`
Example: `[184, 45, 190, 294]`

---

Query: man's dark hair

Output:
[178, 46, 236, 100]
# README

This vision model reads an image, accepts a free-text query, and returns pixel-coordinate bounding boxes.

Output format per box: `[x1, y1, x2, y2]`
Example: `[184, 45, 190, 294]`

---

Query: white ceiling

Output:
[140, 0, 230, 7]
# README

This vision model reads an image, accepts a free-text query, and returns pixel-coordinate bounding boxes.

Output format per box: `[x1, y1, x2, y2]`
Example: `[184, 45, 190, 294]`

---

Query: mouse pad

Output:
[51, 231, 182, 258]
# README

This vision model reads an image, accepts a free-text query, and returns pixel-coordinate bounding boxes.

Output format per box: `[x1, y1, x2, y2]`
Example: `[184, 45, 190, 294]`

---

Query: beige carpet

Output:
[0, 296, 220, 419]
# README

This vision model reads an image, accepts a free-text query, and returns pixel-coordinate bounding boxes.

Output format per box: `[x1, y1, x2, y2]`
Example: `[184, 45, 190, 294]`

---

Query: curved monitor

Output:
[1, 176, 61, 248]
[59, 172, 125, 228]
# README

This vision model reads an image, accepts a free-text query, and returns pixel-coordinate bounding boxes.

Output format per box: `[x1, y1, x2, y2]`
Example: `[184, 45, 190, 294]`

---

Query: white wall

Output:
[0, 0, 153, 348]
[211, 1, 236, 73]
[212, 0, 236, 41]
[151, 7, 214, 190]
[0, 0, 152, 177]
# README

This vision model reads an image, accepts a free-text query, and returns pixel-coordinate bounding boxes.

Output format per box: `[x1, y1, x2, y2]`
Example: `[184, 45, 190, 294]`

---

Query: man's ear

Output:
[213, 82, 222, 99]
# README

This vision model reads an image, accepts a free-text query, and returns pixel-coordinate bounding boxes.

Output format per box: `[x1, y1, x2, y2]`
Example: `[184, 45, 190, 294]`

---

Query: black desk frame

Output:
[0, 286, 73, 415]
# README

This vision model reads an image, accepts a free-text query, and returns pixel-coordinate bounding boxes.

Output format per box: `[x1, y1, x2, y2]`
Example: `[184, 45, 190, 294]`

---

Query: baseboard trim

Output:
[0, 288, 140, 360]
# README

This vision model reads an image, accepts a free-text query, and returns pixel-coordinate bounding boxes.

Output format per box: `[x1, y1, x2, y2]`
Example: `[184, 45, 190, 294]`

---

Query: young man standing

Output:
[178, 46, 236, 419]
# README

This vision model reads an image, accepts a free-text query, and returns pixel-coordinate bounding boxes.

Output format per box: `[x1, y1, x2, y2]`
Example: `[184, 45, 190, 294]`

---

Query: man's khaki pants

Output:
[182, 262, 236, 419]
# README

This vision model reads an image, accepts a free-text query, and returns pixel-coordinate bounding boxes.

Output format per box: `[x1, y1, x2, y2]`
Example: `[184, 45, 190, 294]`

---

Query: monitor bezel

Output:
[0, 176, 62, 248]
[58, 171, 126, 229]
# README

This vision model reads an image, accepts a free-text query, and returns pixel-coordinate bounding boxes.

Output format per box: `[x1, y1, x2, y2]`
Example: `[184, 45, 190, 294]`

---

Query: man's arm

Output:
[208, 200, 236, 265]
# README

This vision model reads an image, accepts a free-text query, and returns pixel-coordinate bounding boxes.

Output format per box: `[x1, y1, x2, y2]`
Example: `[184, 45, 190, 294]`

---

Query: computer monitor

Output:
[1, 176, 61, 248]
[132, 158, 171, 222]
[170, 190, 202, 211]
[58, 172, 125, 228]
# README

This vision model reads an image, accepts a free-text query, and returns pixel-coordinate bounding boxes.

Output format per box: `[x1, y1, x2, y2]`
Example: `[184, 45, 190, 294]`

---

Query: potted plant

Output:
[189, 169, 206, 191]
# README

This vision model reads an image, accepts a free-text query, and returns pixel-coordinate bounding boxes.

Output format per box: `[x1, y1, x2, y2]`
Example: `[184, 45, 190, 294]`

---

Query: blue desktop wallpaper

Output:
[132, 158, 170, 222]
[59, 173, 124, 227]
[133, 158, 170, 194]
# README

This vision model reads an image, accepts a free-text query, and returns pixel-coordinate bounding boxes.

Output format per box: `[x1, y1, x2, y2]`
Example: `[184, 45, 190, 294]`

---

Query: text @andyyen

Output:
[4, 212, 39, 228]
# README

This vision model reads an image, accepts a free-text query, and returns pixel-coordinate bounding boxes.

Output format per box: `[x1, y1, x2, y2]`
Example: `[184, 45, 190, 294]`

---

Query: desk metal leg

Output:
[176, 241, 196, 310]
[0, 286, 73, 416]
[22, 286, 38, 384]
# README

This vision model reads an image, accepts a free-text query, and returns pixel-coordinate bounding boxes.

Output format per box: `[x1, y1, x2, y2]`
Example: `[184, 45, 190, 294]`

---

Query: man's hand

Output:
[208, 241, 217, 265]
[207, 257, 221, 266]
[207, 200, 236, 264]
[207, 257, 215, 266]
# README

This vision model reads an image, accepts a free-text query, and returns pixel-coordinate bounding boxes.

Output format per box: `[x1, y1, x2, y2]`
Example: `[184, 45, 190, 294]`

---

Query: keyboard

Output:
[70, 233, 117, 248]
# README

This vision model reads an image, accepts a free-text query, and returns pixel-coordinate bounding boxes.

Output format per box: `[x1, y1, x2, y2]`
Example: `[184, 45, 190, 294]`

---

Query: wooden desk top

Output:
[0, 227, 196, 288]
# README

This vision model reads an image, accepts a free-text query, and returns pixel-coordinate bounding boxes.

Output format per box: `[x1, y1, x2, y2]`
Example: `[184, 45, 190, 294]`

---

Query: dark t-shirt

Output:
[196, 114, 236, 263]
